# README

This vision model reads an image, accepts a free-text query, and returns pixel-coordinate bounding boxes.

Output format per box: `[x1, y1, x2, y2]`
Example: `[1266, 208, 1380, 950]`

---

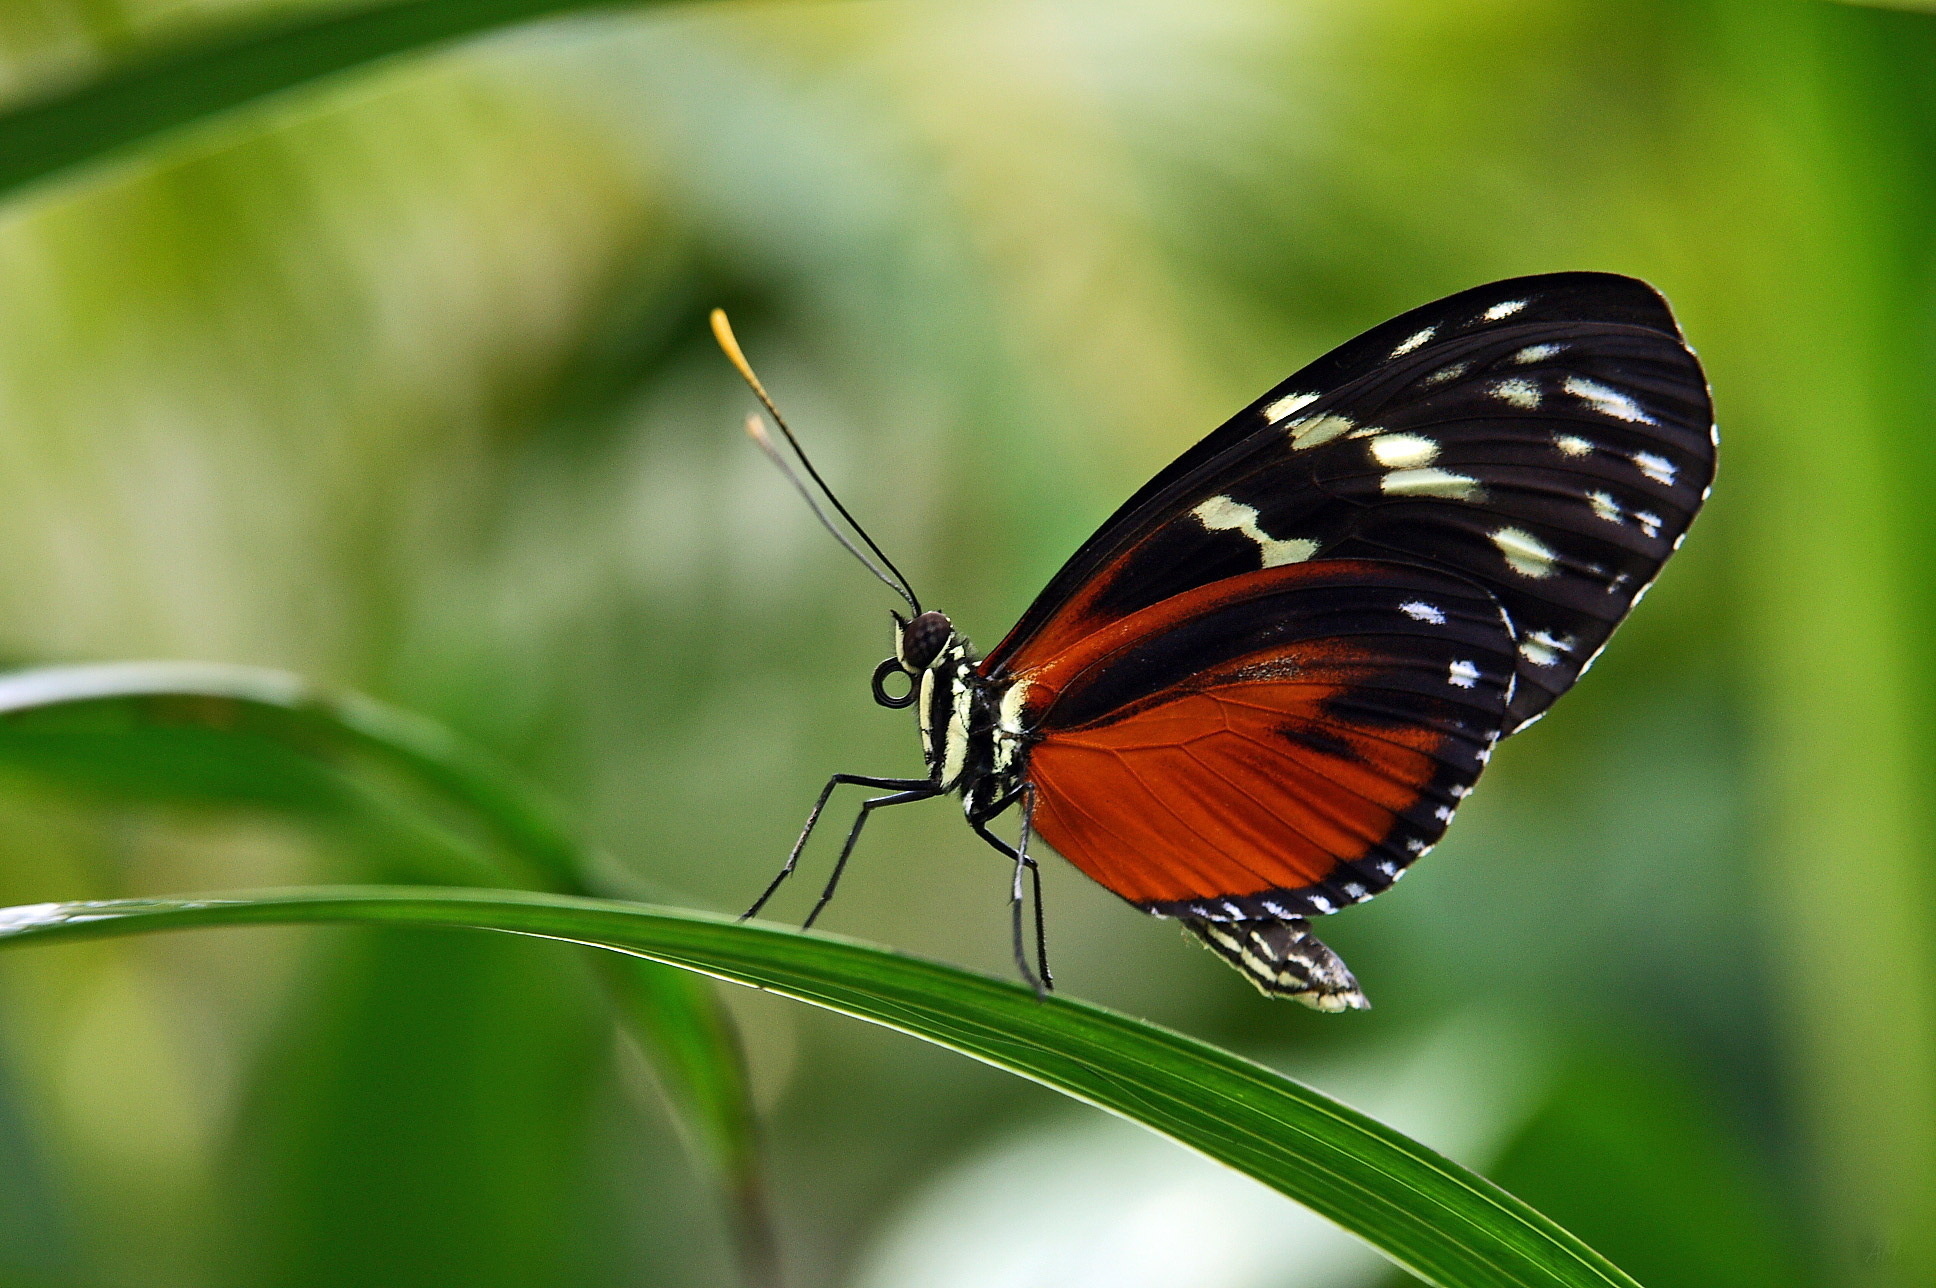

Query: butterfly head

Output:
[872, 610, 959, 709]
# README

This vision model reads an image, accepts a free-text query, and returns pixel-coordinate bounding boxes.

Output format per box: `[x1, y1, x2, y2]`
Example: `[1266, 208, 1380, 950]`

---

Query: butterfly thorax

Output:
[886, 610, 1032, 818]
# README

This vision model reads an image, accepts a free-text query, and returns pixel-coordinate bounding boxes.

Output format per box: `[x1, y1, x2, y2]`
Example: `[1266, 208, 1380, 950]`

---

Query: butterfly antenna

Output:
[711, 309, 921, 614]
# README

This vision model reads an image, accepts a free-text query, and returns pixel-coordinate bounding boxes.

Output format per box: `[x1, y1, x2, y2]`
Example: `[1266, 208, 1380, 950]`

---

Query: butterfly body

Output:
[735, 271, 1715, 1010]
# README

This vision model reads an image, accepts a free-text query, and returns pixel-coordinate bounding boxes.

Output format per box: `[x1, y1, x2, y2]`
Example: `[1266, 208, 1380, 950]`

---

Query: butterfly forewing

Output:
[983, 272, 1714, 731]
[1016, 561, 1516, 918]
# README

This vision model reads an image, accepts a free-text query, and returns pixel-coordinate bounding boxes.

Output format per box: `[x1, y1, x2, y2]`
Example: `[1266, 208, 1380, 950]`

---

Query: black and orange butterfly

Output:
[716, 271, 1714, 1010]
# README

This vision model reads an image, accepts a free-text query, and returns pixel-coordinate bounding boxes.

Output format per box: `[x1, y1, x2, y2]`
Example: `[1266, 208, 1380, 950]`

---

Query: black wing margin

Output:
[983, 271, 1715, 733]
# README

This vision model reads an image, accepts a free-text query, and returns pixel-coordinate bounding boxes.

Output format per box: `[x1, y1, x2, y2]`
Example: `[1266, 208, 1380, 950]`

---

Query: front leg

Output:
[742, 772, 935, 922]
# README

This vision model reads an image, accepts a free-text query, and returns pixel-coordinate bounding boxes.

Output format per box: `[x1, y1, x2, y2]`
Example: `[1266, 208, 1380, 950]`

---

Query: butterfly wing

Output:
[1012, 560, 1517, 919]
[982, 272, 1714, 731]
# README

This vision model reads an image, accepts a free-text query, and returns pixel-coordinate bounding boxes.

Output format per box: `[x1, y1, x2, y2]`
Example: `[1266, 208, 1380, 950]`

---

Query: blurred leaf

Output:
[0, 886, 1645, 1288]
[0, 664, 773, 1287]
[0, 0, 694, 203]
[1488, 1041, 1806, 1288]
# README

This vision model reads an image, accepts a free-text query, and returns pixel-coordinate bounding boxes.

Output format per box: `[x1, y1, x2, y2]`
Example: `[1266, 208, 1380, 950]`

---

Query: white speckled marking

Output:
[1263, 900, 1293, 918]
[1555, 433, 1594, 457]
[1433, 805, 1455, 823]
[1633, 451, 1677, 485]
[1400, 600, 1446, 625]
[992, 681, 1032, 773]
[1513, 343, 1563, 364]
[1286, 412, 1356, 450]
[1193, 495, 1318, 567]
[1491, 378, 1541, 408]
[1422, 362, 1469, 387]
[1587, 490, 1622, 524]
[1382, 468, 1482, 500]
[1393, 327, 1436, 356]
[1635, 510, 1663, 538]
[1519, 629, 1568, 667]
[1308, 895, 1334, 914]
[1369, 433, 1439, 468]
[1564, 376, 1657, 424]
[1263, 391, 1319, 423]
[1491, 526, 1559, 577]
[1485, 299, 1528, 320]
[1448, 659, 1480, 689]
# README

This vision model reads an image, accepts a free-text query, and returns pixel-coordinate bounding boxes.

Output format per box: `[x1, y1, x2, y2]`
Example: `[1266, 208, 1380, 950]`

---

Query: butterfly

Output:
[714, 271, 1714, 1010]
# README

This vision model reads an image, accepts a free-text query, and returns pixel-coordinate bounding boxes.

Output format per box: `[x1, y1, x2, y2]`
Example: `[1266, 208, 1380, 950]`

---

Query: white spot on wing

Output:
[1263, 391, 1319, 422]
[1633, 451, 1677, 485]
[1421, 362, 1469, 387]
[1369, 433, 1440, 468]
[1392, 327, 1436, 356]
[1381, 468, 1482, 500]
[1490, 526, 1560, 577]
[1285, 413, 1355, 450]
[1192, 495, 1319, 567]
[1485, 299, 1528, 320]
[1519, 629, 1572, 667]
[1447, 659, 1480, 689]
[1513, 343, 1563, 364]
[1555, 433, 1595, 457]
[1564, 375, 1658, 424]
[1635, 510, 1663, 538]
[1587, 490, 1622, 524]
[1400, 600, 1447, 624]
[1491, 378, 1541, 408]
[1433, 805, 1455, 823]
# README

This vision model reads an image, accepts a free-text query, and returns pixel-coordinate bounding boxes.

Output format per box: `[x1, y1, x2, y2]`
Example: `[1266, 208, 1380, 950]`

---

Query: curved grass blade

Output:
[0, 0, 687, 203]
[0, 886, 1642, 1288]
[0, 664, 774, 1286]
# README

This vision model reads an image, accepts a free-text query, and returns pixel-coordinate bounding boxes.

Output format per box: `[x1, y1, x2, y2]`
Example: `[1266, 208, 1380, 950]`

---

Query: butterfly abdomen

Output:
[1183, 916, 1369, 1011]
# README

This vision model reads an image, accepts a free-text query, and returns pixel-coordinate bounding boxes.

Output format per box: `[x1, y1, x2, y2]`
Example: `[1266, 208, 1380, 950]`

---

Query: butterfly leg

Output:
[800, 786, 938, 930]
[968, 791, 1053, 997]
[742, 773, 934, 922]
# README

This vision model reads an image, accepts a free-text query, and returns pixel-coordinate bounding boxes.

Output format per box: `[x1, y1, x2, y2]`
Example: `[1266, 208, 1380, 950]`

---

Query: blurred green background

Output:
[0, 0, 1929, 1284]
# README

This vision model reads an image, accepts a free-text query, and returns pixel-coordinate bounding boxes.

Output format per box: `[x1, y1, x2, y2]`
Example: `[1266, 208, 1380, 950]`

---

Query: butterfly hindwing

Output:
[982, 272, 1714, 731]
[1015, 560, 1517, 918]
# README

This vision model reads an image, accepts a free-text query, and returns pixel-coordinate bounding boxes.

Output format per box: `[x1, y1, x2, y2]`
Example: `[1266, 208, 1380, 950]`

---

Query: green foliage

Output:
[0, 0, 1927, 1285]
[0, 886, 1643, 1288]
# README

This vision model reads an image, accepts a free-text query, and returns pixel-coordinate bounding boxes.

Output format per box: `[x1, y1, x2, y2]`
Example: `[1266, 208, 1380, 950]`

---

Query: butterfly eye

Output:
[870, 657, 917, 709]
[897, 610, 954, 671]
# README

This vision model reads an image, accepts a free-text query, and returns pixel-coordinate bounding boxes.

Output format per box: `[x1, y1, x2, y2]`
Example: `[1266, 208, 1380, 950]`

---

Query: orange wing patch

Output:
[1012, 560, 1516, 920]
[1031, 682, 1445, 908]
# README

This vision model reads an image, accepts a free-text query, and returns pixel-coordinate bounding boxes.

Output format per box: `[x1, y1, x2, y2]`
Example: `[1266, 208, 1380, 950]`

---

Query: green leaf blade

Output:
[0, 664, 773, 1285]
[0, 886, 1642, 1288]
[0, 0, 673, 202]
